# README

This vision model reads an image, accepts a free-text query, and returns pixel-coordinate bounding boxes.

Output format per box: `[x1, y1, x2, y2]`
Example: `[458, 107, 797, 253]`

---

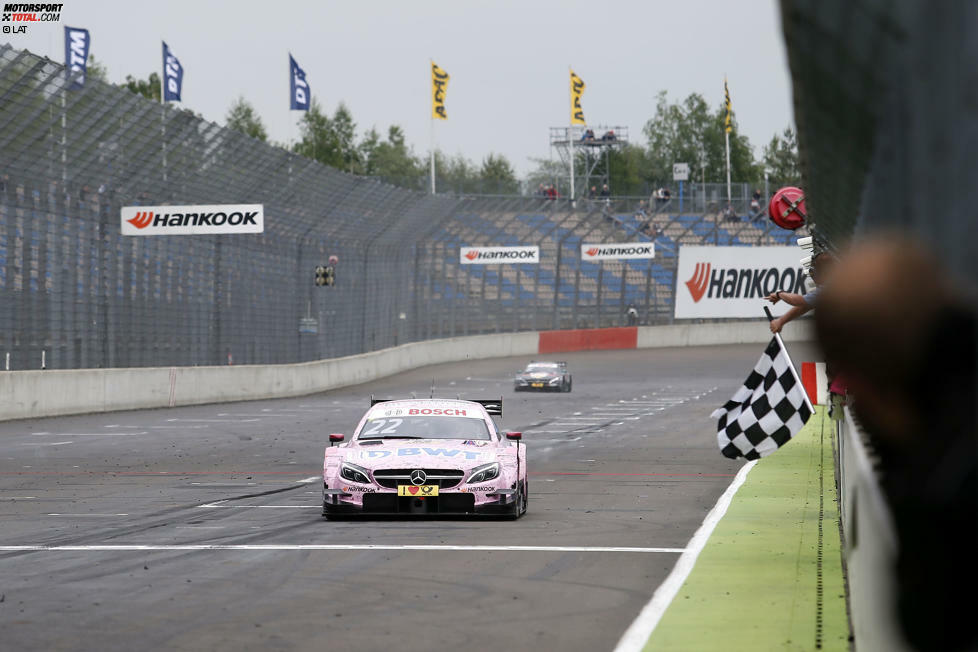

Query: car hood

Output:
[518, 371, 558, 379]
[340, 439, 501, 470]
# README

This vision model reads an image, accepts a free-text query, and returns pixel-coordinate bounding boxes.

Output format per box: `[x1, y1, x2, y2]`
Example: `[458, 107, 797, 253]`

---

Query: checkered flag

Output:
[712, 336, 813, 460]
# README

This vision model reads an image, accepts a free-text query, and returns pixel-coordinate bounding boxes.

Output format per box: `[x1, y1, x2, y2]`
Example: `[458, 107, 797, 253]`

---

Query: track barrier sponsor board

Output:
[459, 246, 539, 264]
[538, 327, 637, 353]
[581, 243, 655, 261]
[121, 204, 264, 236]
[675, 246, 807, 319]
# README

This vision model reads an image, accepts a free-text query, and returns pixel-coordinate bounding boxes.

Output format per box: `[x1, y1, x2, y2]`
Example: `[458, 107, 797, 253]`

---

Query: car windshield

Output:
[526, 364, 559, 372]
[356, 416, 492, 441]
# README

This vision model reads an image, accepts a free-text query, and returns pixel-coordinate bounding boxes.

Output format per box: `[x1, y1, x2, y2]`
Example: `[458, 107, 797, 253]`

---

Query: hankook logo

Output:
[580, 243, 655, 261]
[459, 246, 539, 265]
[121, 203, 264, 236]
[685, 262, 711, 303]
[126, 211, 154, 230]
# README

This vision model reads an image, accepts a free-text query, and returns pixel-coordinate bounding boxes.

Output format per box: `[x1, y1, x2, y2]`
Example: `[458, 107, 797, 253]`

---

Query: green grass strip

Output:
[644, 407, 851, 651]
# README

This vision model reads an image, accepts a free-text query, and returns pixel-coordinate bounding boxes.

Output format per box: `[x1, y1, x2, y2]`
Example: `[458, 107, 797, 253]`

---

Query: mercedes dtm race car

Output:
[513, 361, 572, 392]
[322, 398, 527, 518]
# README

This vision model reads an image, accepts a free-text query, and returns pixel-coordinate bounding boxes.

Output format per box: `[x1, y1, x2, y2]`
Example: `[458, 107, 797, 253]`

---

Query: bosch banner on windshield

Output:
[121, 204, 264, 236]
[581, 243, 655, 261]
[674, 246, 807, 319]
[460, 246, 539, 264]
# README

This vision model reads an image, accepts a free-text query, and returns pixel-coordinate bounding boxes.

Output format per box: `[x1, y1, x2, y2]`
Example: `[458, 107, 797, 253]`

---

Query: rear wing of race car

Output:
[370, 396, 503, 416]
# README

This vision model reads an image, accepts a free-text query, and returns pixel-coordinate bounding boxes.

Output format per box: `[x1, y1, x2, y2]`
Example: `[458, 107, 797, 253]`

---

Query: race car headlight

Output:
[466, 462, 500, 484]
[340, 462, 371, 485]
[548, 377, 562, 385]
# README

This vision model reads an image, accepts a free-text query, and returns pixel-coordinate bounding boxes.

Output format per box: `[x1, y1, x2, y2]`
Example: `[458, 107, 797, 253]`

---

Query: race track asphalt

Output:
[0, 342, 819, 652]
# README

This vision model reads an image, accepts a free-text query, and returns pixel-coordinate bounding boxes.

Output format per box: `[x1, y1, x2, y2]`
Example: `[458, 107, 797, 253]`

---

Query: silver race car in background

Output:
[513, 361, 572, 392]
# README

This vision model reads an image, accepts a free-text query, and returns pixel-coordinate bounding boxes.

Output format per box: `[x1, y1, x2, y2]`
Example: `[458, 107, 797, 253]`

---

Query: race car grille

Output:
[372, 469, 464, 489]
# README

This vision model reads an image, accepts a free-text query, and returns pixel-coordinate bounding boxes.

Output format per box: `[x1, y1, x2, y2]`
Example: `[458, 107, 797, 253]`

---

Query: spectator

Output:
[750, 188, 762, 214]
[601, 130, 616, 141]
[662, 187, 671, 203]
[588, 186, 597, 200]
[625, 303, 638, 326]
[599, 184, 610, 199]
[814, 236, 976, 652]
[546, 184, 558, 200]
[635, 200, 647, 219]
[765, 251, 833, 334]
[723, 205, 739, 222]
[537, 183, 547, 198]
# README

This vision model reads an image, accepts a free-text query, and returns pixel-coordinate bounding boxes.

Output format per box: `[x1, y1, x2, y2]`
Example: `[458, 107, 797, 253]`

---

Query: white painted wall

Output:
[0, 322, 813, 421]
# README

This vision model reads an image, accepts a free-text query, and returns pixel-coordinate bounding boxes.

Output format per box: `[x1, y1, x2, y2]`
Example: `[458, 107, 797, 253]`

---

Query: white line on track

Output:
[297, 476, 319, 484]
[215, 414, 295, 418]
[0, 544, 685, 553]
[46, 513, 129, 517]
[165, 419, 260, 423]
[614, 459, 758, 652]
[20, 441, 73, 446]
[199, 505, 318, 509]
[32, 432, 148, 437]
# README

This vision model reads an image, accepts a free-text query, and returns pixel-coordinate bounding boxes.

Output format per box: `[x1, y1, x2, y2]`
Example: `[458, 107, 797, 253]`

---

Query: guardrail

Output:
[0, 321, 813, 421]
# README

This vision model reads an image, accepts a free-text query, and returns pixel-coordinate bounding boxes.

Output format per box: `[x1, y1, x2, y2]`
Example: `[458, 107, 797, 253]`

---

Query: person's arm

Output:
[769, 304, 813, 333]
[765, 290, 808, 307]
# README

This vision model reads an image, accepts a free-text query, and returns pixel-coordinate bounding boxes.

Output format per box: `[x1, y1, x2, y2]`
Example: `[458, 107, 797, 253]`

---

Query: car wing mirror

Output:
[505, 431, 522, 441]
[329, 433, 345, 446]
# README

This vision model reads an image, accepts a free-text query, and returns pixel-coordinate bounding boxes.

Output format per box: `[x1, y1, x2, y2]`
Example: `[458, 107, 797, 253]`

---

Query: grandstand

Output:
[415, 196, 800, 337]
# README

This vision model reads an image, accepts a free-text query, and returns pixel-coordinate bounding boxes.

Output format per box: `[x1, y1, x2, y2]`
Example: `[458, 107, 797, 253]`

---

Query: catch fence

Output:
[0, 44, 798, 371]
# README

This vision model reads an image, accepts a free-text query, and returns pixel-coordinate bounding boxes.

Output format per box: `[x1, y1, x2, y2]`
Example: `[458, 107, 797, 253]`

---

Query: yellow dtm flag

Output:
[724, 78, 732, 133]
[570, 69, 586, 125]
[431, 62, 449, 120]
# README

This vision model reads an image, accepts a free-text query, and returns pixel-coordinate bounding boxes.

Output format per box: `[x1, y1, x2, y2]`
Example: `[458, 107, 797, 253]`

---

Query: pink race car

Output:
[322, 398, 527, 518]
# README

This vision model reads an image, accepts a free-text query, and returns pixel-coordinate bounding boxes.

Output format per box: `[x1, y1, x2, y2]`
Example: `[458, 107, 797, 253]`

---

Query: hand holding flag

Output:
[712, 309, 813, 459]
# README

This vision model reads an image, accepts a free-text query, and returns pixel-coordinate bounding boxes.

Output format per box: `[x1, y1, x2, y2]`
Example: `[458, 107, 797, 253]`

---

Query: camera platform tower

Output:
[549, 125, 628, 200]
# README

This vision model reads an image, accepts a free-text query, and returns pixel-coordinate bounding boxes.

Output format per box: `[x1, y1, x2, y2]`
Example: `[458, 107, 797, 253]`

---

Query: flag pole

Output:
[763, 306, 814, 413]
[724, 130, 731, 210]
[429, 60, 436, 195]
[724, 77, 731, 212]
[568, 66, 575, 204]
[160, 43, 167, 184]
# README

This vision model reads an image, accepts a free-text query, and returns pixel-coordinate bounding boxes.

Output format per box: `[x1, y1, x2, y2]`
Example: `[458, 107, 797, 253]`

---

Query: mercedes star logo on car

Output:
[410, 470, 427, 485]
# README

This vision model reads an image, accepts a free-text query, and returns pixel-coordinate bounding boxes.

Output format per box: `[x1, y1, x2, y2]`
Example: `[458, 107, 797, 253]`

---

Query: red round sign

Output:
[768, 186, 807, 230]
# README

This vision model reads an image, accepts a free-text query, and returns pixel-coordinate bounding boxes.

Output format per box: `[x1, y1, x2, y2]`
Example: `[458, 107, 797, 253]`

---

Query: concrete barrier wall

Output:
[0, 321, 814, 421]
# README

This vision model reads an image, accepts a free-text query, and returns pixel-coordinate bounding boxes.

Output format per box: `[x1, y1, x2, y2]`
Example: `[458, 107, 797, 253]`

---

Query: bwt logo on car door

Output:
[674, 246, 808, 319]
[121, 204, 264, 236]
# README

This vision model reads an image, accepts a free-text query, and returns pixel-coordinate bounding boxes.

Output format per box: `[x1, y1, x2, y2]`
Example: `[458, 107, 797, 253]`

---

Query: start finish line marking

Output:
[0, 544, 685, 554]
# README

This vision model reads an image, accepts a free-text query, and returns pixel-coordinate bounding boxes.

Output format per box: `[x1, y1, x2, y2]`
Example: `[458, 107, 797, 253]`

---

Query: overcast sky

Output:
[10, 0, 795, 175]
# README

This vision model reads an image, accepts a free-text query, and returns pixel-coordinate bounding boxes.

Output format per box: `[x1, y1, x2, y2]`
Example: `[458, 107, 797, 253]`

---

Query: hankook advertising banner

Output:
[674, 246, 809, 319]
[121, 204, 264, 236]
[581, 242, 655, 261]
[460, 246, 539, 264]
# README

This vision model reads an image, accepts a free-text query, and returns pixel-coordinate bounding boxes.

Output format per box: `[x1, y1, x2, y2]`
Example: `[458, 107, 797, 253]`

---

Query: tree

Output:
[642, 91, 760, 186]
[360, 125, 423, 188]
[479, 153, 518, 194]
[606, 144, 652, 196]
[124, 72, 161, 102]
[225, 96, 268, 142]
[294, 99, 362, 172]
[87, 53, 108, 82]
[763, 127, 801, 188]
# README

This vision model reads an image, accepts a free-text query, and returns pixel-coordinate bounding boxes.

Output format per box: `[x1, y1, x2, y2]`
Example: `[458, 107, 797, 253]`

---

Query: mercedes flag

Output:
[712, 335, 813, 459]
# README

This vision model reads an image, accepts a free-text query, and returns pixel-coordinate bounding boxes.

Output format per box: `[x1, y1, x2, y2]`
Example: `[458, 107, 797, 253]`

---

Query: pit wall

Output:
[0, 321, 814, 421]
